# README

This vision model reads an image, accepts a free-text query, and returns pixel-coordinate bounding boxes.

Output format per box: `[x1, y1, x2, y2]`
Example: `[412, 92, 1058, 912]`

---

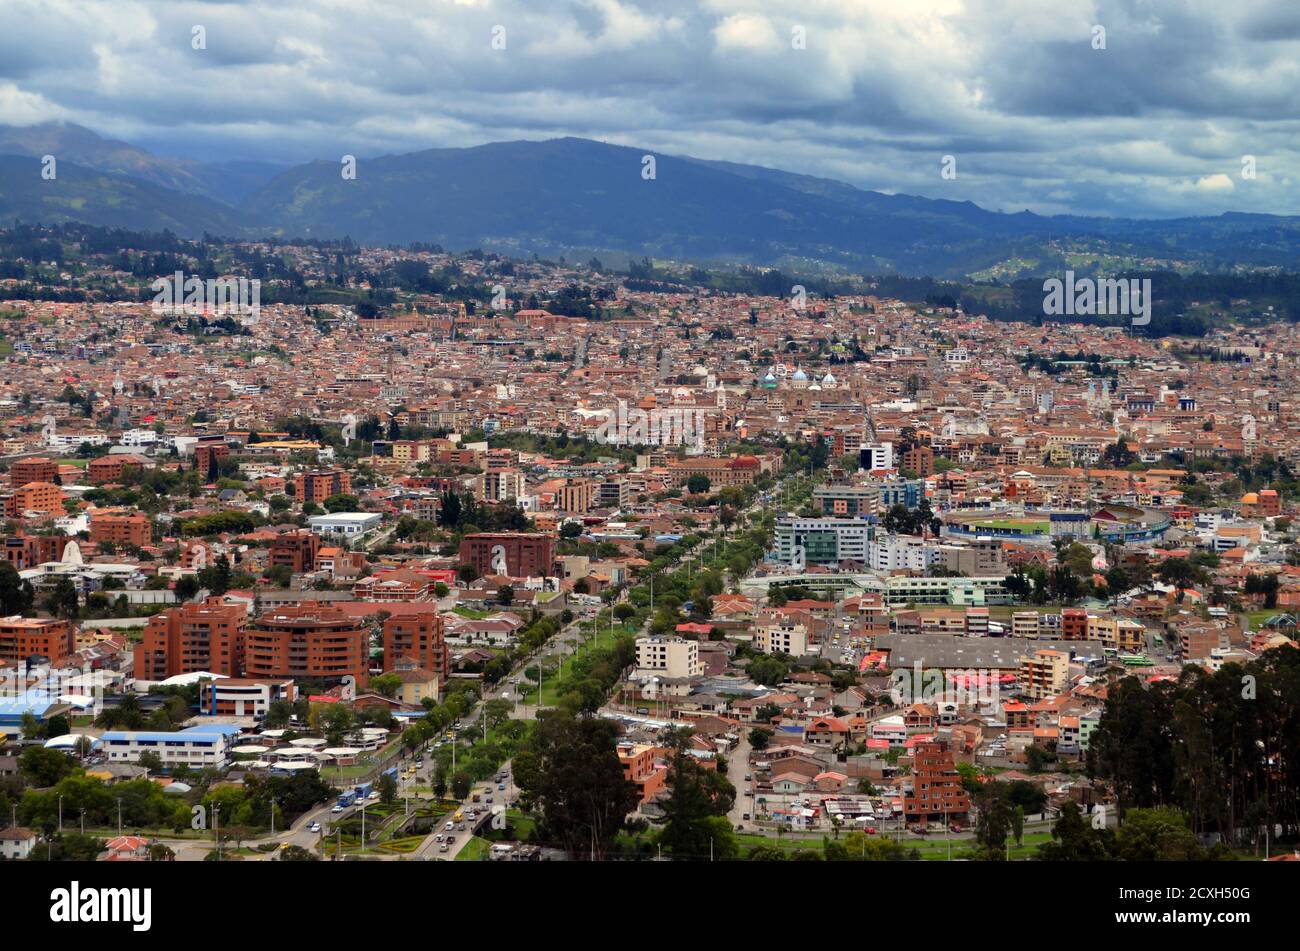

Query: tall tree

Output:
[513, 712, 639, 860]
[656, 729, 736, 859]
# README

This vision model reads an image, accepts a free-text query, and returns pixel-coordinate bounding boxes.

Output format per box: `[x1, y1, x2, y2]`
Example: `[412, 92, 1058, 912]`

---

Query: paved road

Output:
[412, 762, 517, 861]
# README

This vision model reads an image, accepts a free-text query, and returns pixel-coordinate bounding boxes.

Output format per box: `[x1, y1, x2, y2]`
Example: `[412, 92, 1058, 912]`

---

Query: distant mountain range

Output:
[1, 121, 1298, 278]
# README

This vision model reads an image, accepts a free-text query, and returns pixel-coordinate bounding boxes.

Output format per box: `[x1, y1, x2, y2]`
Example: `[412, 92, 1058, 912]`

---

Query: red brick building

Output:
[459, 532, 556, 578]
[291, 469, 352, 504]
[193, 443, 231, 478]
[902, 444, 934, 478]
[8, 458, 59, 486]
[133, 598, 248, 681]
[2, 534, 69, 571]
[1061, 607, 1089, 640]
[269, 531, 321, 574]
[90, 512, 151, 547]
[903, 740, 970, 825]
[0, 618, 75, 665]
[382, 611, 449, 684]
[244, 606, 368, 685]
[3, 482, 65, 518]
[87, 454, 150, 484]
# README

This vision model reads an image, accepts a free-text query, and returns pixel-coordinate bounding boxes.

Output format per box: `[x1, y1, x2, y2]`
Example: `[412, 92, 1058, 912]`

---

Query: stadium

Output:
[942, 505, 1171, 544]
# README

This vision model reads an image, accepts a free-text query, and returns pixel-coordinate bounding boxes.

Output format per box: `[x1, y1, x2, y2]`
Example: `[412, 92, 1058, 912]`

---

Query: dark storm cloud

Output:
[0, 0, 1294, 217]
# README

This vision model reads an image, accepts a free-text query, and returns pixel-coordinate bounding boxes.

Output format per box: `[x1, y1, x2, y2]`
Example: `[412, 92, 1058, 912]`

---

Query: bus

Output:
[1119, 654, 1154, 667]
[337, 791, 356, 808]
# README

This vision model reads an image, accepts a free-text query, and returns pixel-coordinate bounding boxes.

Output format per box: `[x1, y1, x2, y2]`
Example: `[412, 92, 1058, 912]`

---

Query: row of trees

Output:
[1087, 645, 1300, 847]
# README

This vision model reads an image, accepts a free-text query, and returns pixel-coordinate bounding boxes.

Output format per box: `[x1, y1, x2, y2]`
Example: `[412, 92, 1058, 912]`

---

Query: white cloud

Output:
[1196, 173, 1235, 192]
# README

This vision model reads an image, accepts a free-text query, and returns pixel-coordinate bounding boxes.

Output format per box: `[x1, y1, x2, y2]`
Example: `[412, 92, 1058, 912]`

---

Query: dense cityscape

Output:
[0, 227, 1294, 877]
[1, 0, 1295, 933]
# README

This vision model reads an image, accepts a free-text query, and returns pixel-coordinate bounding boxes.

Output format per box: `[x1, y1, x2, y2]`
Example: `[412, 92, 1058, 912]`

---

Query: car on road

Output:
[331, 805, 344, 813]
[435, 833, 444, 842]
[485, 796, 494, 804]
[497, 783, 506, 791]
[309, 822, 321, 833]
[445, 820, 455, 830]
[744, 774, 752, 782]
[439, 843, 449, 853]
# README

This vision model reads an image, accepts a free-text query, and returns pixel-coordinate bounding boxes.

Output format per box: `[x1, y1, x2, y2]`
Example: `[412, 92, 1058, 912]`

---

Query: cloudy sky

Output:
[1, 0, 1297, 217]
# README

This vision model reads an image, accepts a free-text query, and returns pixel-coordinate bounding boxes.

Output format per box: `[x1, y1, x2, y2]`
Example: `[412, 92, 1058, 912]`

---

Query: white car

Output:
[309, 822, 321, 833]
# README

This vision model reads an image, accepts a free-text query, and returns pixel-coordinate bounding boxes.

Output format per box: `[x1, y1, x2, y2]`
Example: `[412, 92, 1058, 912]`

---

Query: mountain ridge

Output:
[0, 123, 1297, 278]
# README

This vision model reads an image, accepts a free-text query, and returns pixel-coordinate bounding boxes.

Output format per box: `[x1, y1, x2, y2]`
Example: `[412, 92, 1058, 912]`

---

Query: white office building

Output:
[634, 636, 703, 680]
[870, 535, 942, 572]
[99, 725, 239, 768]
[308, 512, 383, 537]
[775, 517, 874, 565]
[860, 442, 895, 472]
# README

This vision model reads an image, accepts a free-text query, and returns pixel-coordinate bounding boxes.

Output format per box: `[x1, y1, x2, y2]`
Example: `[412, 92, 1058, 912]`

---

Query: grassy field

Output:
[971, 519, 1049, 533]
[536, 621, 637, 706]
[455, 836, 491, 861]
[483, 809, 535, 842]
[1242, 608, 1292, 630]
[736, 832, 824, 854]
[908, 830, 1051, 860]
[735, 829, 1055, 861]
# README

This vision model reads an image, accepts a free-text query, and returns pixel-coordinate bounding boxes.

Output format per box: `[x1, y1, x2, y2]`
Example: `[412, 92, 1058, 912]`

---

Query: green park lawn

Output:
[455, 836, 491, 861]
